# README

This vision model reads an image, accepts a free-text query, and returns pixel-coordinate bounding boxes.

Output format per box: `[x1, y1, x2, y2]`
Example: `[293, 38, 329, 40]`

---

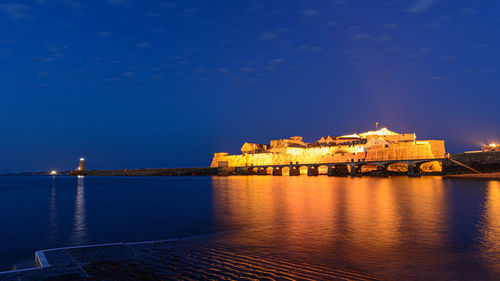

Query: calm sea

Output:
[0, 175, 499, 279]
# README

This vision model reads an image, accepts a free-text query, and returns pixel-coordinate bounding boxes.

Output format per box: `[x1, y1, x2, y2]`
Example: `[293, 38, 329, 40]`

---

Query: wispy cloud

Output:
[301, 9, 320, 17]
[217, 68, 230, 74]
[259, 32, 276, 40]
[375, 35, 392, 42]
[178, 8, 198, 18]
[35, 0, 84, 8]
[161, 2, 176, 9]
[59, 0, 85, 9]
[277, 27, 291, 32]
[97, 31, 112, 36]
[406, 0, 437, 13]
[352, 33, 372, 40]
[107, 0, 130, 6]
[472, 44, 488, 49]
[431, 76, 449, 81]
[458, 8, 479, 16]
[145, 12, 162, 17]
[310, 46, 323, 53]
[0, 3, 32, 19]
[240, 67, 254, 74]
[419, 48, 432, 55]
[441, 56, 456, 61]
[333, 0, 349, 5]
[136, 42, 151, 48]
[381, 24, 399, 29]
[268, 58, 285, 64]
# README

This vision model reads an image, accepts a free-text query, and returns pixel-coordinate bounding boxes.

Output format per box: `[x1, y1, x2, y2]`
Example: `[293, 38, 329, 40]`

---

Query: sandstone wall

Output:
[365, 142, 435, 161]
[425, 140, 446, 158]
[211, 140, 446, 167]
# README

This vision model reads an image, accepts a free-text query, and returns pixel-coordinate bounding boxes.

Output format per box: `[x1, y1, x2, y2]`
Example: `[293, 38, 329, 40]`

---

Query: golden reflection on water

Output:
[211, 176, 451, 279]
[71, 176, 88, 244]
[479, 180, 500, 274]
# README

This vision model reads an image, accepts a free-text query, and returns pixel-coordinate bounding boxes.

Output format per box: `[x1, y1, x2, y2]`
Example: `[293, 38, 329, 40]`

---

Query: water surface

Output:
[0, 175, 499, 280]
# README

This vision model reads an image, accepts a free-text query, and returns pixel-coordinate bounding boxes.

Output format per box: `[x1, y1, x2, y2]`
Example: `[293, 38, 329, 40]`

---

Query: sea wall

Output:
[69, 167, 218, 176]
[443, 151, 500, 174]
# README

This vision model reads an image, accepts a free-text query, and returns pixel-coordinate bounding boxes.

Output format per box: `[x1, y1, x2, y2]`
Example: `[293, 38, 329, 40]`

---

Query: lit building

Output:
[482, 143, 499, 152]
[211, 128, 446, 168]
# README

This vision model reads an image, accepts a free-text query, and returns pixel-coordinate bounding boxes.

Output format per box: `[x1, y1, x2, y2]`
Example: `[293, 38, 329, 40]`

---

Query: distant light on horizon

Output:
[481, 143, 499, 152]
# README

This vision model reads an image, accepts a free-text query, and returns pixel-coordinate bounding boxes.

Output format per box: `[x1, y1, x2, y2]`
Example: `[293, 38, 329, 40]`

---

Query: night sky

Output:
[0, 0, 499, 172]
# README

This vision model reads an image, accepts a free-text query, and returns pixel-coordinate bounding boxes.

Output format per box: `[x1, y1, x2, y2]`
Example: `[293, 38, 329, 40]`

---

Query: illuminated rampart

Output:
[211, 128, 446, 168]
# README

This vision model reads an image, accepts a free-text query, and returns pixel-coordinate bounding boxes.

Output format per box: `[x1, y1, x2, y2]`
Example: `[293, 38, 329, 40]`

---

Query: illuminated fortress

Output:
[211, 128, 446, 169]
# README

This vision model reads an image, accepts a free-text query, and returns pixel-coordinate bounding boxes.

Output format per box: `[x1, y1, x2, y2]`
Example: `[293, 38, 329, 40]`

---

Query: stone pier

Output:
[327, 165, 334, 176]
[307, 166, 319, 176]
[289, 165, 300, 176]
[349, 164, 358, 177]
[407, 164, 418, 176]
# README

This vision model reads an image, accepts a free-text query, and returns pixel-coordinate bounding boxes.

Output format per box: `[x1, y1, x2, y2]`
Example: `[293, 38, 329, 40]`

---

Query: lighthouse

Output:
[78, 158, 86, 171]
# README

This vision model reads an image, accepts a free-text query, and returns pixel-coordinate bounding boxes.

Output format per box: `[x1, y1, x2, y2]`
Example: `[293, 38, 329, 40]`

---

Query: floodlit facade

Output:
[211, 128, 446, 168]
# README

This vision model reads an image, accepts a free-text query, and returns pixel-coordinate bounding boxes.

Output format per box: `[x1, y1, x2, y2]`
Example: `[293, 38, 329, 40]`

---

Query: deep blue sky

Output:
[0, 0, 499, 172]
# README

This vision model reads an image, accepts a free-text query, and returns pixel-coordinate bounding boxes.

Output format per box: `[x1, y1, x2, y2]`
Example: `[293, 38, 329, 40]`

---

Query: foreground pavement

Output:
[0, 237, 377, 281]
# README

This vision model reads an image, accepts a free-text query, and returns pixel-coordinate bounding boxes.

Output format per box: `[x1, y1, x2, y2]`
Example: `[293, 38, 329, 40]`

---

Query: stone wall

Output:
[365, 140, 445, 161]
[443, 151, 500, 174]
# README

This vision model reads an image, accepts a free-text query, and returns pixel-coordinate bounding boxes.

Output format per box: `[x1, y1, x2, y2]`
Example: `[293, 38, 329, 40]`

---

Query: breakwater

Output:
[443, 151, 500, 174]
[69, 167, 218, 177]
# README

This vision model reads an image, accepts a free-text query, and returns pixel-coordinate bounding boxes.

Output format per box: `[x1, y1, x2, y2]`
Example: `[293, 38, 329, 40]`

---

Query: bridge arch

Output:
[317, 165, 329, 175]
[299, 165, 309, 175]
[281, 166, 290, 176]
[264, 166, 274, 175]
[333, 164, 350, 176]
[415, 160, 442, 173]
[246, 167, 258, 175]
[358, 163, 378, 173]
[385, 162, 409, 173]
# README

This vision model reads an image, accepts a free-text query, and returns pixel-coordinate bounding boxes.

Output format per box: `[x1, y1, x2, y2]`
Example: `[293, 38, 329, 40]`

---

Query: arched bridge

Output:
[237, 158, 447, 177]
